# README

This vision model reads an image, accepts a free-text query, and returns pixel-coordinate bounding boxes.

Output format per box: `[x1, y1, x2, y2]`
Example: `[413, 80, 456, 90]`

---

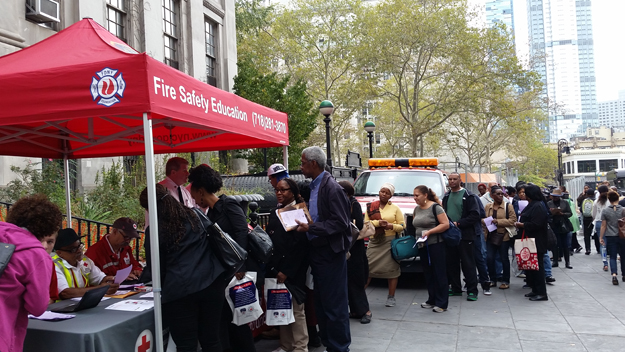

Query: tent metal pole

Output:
[143, 112, 165, 352]
[283, 145, 288, 170]
[63, 155, 72, 228]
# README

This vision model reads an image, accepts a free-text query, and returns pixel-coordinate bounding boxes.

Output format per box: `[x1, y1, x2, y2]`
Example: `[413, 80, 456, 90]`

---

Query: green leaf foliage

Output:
[233, 58, 317, 172]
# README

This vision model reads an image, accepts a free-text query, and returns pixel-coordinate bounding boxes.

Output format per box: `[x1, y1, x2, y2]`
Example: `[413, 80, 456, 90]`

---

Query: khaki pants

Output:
[279, 300, 308, 352]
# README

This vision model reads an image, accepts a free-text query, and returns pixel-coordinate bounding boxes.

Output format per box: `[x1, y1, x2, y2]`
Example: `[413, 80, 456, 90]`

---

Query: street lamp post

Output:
[364, 121, 376, 158]
[319, 100, 334, 167]
[557, 138, 570, 186]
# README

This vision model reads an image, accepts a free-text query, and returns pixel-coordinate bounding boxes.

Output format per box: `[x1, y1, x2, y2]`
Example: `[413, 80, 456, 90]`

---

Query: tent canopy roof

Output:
[0, 19, 289, 159]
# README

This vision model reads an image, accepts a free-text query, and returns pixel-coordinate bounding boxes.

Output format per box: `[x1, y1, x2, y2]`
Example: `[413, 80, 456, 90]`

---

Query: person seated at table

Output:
[85, 217, 143, 281]
[52, 228, 118, 300]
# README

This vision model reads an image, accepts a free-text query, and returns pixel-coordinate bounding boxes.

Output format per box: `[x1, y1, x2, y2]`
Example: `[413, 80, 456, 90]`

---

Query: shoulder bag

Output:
[0, 242, 15, 278]
[432, 203, 461, 246]
[194, 208, 248, 279]
[248, 225, 273, 264]
[618, 208, 625, 239]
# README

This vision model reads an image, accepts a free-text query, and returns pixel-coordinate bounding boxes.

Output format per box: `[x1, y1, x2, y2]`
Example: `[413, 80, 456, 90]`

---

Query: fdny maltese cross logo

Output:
[90, 68, 126, 107]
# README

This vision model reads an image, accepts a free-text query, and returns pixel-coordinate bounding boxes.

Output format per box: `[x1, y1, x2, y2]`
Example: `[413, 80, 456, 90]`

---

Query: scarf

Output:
[367, 200, 386, 239]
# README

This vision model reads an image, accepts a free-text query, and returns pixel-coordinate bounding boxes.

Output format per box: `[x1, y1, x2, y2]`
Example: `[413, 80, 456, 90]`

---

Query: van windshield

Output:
[354, 170, 444, 197]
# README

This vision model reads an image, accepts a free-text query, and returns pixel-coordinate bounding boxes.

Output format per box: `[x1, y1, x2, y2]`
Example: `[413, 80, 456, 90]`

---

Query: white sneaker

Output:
[421, 302, 433, 309]
[385, 295, 396, 307]
[483, 288, 492, 296]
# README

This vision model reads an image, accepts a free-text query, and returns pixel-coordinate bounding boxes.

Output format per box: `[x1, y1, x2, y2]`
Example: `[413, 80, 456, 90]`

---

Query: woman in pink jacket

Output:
[0, 194, 62, 352]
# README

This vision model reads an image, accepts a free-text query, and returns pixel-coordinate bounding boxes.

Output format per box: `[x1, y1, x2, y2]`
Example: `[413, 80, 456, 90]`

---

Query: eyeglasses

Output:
[275, 188, 291, 194]
[58, 243, 84, 254]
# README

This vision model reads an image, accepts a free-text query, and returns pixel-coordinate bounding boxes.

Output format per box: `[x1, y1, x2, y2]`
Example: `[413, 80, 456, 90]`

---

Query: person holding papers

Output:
[482, 186, 517, 290]
[412, 185, 450, 313]
[85, 217, 142, 280]
[52, 228, 118, 300]
[266, 178, 310, 352]
[364, 182, 405, 308]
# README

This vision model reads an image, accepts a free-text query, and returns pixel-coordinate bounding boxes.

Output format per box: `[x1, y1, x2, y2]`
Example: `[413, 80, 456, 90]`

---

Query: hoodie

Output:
[0, 222, 52, 352]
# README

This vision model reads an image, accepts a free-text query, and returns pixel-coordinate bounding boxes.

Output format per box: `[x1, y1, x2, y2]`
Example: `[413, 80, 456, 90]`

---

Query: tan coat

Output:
[482, 202, 517, 241]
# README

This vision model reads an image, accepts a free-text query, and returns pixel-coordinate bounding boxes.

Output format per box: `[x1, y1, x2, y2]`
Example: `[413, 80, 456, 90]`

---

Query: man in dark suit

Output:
[296, 146, 351, 352]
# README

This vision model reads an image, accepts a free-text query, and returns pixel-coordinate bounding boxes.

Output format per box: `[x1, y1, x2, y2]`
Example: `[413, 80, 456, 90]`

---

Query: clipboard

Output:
[277, 203, 313, 231]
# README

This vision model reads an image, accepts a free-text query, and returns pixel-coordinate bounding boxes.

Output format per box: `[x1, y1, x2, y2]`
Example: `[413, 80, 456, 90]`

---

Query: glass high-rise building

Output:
[527, 0, 598, 142]
[486, 0, 515, 33]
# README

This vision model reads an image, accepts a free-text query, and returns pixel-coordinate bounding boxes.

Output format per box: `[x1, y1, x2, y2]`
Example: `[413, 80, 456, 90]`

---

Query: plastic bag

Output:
[305, 266, 314, 290]
[264, 278, 295, 326]
[225, 272, 263, 326]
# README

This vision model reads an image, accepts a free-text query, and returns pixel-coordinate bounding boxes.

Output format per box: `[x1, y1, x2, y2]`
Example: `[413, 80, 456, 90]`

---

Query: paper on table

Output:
[140, 292, 154, 298]
[71, 296, 110, 302]
[119, 283, 143, 289]
[105, 300, 154, 312]
[114, 266, 132, 284]
[29, 311, 75, 321]
[280, 209, 308, 229]
[518, 200, 528, 213]
[484, 216, 497, 232]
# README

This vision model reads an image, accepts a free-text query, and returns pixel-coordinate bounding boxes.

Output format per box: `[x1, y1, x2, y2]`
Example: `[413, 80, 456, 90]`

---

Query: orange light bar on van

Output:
[368, 158, 439, 168]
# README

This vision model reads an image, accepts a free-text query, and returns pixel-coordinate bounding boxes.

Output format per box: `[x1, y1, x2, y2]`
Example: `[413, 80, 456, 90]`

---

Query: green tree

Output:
[361, 0, 537, 156]
[233, 58, 318, 172]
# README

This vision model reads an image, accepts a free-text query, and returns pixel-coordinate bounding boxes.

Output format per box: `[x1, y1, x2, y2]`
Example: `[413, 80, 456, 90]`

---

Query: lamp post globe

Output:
[364, 121, 376, 158]
[319, 100, 334, 167]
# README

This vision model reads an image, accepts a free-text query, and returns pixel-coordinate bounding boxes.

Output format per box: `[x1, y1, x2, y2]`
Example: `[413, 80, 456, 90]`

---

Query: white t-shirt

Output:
[55, 256, 107, 293]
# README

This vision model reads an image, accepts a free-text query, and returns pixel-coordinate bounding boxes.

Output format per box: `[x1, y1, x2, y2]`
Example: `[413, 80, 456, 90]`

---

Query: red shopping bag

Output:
[514, 232, 539, 271]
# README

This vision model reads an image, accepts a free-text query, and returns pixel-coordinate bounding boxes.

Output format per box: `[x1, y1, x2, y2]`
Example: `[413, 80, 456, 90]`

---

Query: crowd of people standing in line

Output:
[3, 149, 624, 352]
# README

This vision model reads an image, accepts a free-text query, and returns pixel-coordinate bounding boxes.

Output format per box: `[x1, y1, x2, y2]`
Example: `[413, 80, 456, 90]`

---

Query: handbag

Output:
[359, 221, 375, 240]
[391, 235, 418, 261]
[248, 225, 273, 264]
[431, 204, 461, 246]
[0, 242, 15, 278]
[514, 232, 539, 271]
[618, 208, 625, 239]
[487, 231, 504, 246]
[194, 208, 248, 279]
[546, 224, 557, 251]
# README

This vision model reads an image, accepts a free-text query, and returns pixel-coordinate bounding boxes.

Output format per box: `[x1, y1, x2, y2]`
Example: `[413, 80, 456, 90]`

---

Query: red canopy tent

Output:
[0, 19, 289, 351]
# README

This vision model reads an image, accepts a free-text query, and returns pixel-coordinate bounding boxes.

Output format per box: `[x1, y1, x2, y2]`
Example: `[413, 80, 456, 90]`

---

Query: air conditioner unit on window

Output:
[26, 0, 60, 23]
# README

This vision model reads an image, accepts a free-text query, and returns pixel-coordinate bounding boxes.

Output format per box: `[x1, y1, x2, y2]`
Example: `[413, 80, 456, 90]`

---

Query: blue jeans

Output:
[543, 252, 552, 277]
[473, 231, 490, 288]
[486, 240, 510, 284]
[605, 236, 624, 275]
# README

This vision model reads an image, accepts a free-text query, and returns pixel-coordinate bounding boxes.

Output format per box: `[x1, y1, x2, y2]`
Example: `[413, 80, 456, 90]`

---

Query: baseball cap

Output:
[267, 163, 287, 176]
[54, 228, 85, 250]
[112, 217, 140, 239]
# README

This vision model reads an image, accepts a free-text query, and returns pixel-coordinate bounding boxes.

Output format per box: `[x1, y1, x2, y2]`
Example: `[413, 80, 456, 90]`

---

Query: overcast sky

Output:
[509, 0, 625, 102]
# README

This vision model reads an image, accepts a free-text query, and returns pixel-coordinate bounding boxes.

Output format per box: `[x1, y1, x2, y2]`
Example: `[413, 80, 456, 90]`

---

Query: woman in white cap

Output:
[364, 182, 405, 307]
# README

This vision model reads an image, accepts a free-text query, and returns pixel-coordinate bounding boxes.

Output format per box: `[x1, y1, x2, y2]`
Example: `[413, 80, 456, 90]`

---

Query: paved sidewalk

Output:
[256, 247, 625, 352]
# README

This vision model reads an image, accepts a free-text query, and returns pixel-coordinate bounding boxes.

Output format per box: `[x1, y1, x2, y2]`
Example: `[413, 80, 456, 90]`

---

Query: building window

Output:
[163, 0, 179, 69]
[577, 160, 596, 173]
[205, 20, 217, 86]
[107, 0, 126, 42]
[599, 159, 618, 172]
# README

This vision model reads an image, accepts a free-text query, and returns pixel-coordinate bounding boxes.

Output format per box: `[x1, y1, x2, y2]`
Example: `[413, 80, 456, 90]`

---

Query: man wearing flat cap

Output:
[52, 228, 119, 300]
[85, 217, 143, 281]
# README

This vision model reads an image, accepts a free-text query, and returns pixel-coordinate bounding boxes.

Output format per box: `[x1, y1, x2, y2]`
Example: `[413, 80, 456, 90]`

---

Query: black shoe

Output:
[613, 276, 619, 285]
[545, 276, 556, 283]
[529, 295, 548, 301]
[575, 247, 583, 253]
[565, 264, 573, 269]
[552, 263, 559, 267]
[525, 292, 537, 298]
[360, 312, 372, 324]
[585, 251, 591, 255]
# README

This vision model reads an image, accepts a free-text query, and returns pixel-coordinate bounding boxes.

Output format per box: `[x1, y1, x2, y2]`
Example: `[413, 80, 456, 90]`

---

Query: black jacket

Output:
[307, 171, 351, 253]
[520, 200, 549, 253]
[350, 197, 364, 231]
[141, 220, 225, 304]
[546, 199, 573, 234]
[207, 195, 259, 274]
[265, 202, 310, 290]
[442, 189, 481, 240]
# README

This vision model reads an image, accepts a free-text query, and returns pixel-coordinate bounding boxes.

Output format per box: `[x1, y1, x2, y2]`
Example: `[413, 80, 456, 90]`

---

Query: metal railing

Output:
[0, 201, 145, 260]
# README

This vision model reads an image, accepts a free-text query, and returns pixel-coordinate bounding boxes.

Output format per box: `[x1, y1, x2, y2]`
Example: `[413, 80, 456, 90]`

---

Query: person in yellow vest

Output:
[52, 228, 118, 300]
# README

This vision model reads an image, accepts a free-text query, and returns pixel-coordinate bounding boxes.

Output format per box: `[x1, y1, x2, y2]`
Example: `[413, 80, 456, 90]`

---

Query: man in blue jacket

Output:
[443, 173, 480, 301]
[296, 146, 351, 352]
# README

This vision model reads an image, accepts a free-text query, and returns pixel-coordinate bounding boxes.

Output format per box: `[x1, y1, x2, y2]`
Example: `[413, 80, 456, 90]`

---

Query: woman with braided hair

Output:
[140, 183, 226, 352]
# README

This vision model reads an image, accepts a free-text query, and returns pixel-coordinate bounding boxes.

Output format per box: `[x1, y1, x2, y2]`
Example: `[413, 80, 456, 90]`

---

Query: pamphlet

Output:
[105, 300, 154, 312]
[277, 203, 313, 231]
[29, 311, 75, 321]
[484, 216, 497, 232]
[114, 266, 132, 284]
[518, 200, 528, 213]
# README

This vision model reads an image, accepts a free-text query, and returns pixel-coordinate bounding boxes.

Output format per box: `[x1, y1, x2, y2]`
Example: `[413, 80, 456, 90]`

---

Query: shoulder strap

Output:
[505, 203, 509, 219]
[432, 203, 440, 225]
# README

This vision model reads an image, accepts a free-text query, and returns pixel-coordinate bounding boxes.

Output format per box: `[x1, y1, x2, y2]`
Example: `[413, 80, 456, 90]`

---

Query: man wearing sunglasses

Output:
[85, 217, 143, 281]
[52, 228, 118, 300]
